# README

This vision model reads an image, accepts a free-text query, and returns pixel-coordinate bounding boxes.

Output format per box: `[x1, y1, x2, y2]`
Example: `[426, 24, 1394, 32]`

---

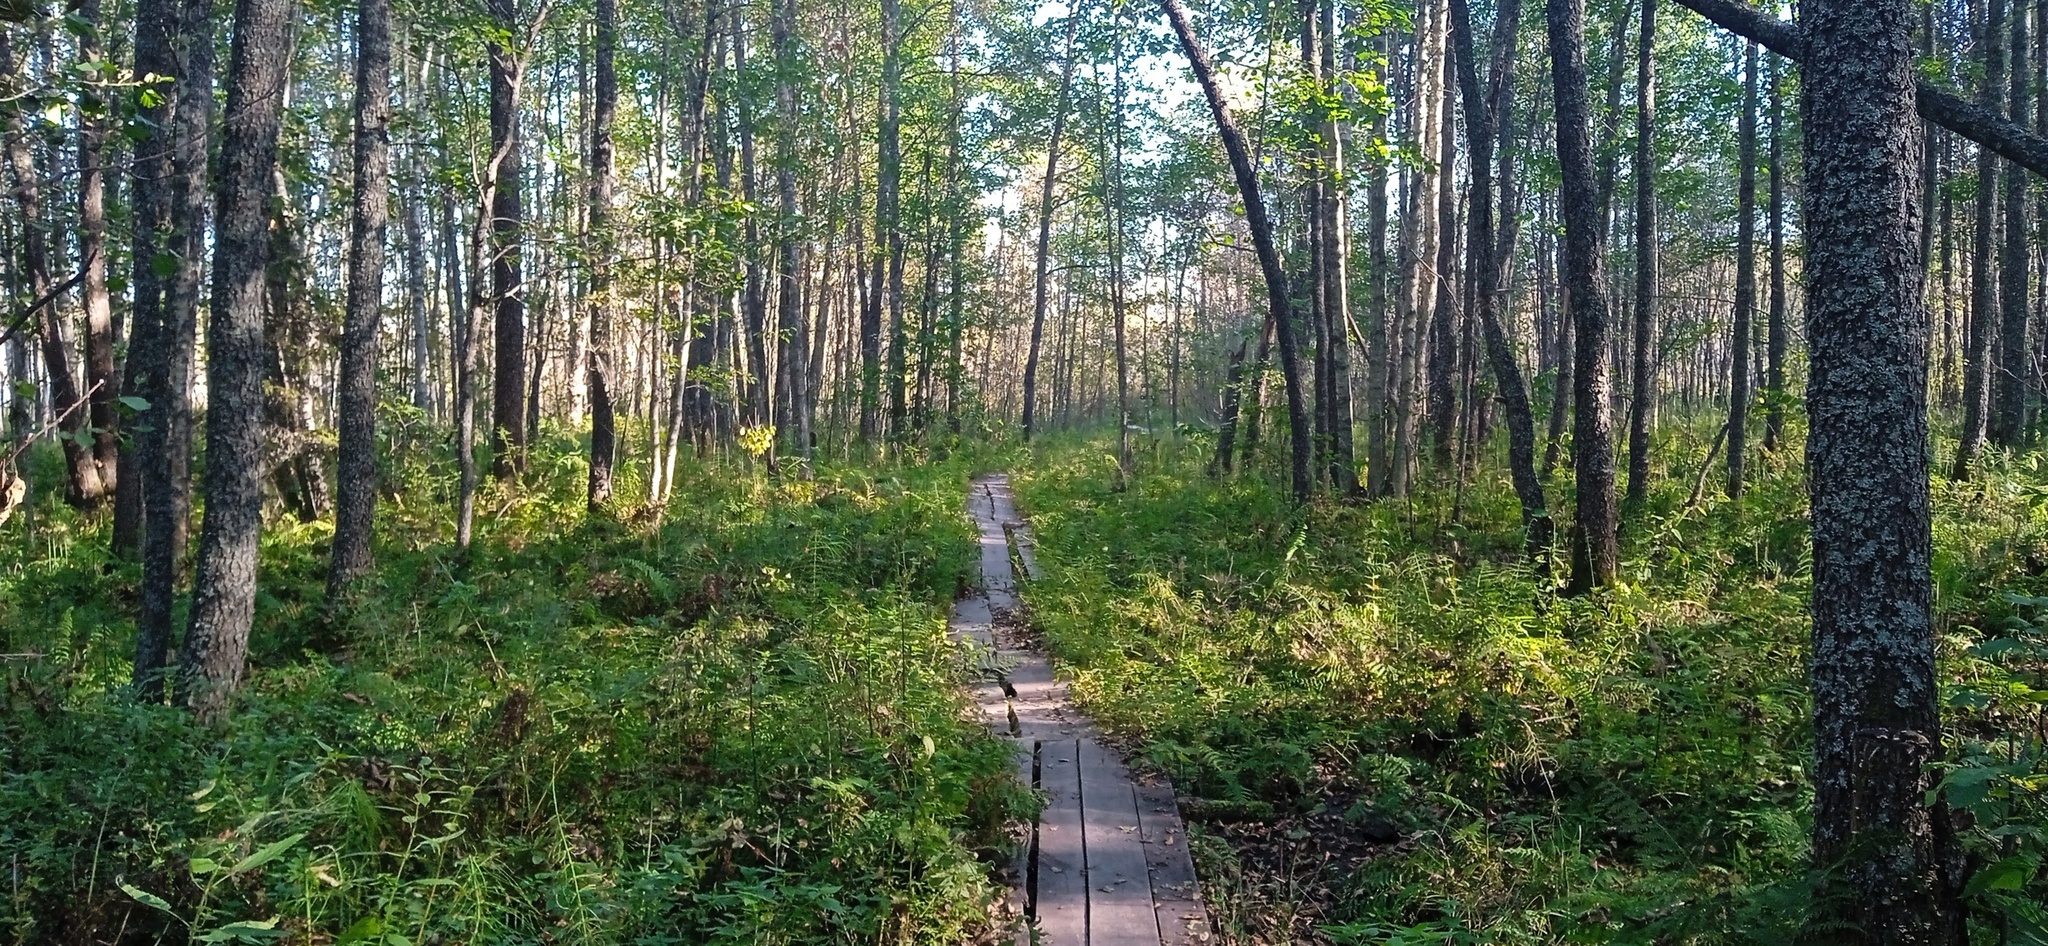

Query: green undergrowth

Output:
[0, 429, 1031, 945]
[1014, 423, 2048, 944]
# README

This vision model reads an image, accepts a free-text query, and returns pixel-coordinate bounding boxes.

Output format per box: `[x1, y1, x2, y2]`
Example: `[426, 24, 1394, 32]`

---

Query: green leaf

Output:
[1965, 855, 2037, 895]
[188, 856, 224, 875]
[195, 917, 281, 943]
[336, 916, 385, 944]
[119, 395, 151, 412]
[120, 882, 175, 913]
[227, 832, 305, 877]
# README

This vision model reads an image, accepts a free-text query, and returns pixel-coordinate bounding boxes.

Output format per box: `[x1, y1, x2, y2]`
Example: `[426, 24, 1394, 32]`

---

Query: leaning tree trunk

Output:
[1800, 0, 1965, 937]
[586, 0, 618, 509]
[1548, 0, 1617, 595]
[1159, 0, 1313, 502]
[178, 0, 297, 724]
[329, 0, 391, 599]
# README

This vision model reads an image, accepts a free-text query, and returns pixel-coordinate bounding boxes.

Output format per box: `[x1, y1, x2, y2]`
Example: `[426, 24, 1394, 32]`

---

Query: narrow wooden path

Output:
[951, 474, 1208, 946]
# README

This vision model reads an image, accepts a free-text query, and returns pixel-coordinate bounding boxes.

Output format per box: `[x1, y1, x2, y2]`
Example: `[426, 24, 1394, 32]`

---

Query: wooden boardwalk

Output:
[951, 474, 1208, 946]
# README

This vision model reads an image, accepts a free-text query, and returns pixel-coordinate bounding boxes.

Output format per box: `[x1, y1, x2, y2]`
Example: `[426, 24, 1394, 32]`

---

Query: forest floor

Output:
[1, 420, 2046, 944]
[1008, 425, 2048, 942]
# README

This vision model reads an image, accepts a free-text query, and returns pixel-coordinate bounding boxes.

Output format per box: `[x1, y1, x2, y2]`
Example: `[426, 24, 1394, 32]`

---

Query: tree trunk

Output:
[1, 31, 102, 509]
[774, 0, 810, 466]
[1319, 0, 1356, 497]
[1021, 8, 1082, 443]
[1800, 0, 1964, 937]
[1159, 0, 1313, 502]
[1548, 0, 1617, 594]
[488, 0, 527, 480]
[1364, 31, 1392, 496]
[1449, 0, 1546, 551]
[1764, 52, 1787, 452]
[1956, 0, 2003, 479]
[1625, 0, 1657, 502]
[587, 0, 618, 508]
[77, 0, 119, 507]
[1994, 3, 2033, 446]
[130, 0, 212, 699]
[178, 0, 297, 724]
[329, 0, 391, 598]
[1726, 42, 1757, 499]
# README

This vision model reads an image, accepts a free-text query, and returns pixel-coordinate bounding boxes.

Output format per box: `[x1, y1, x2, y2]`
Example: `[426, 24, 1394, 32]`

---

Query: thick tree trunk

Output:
[488, 0, 527, 480]
[329, 0, 391, 598]
[1800, 0, 1963, 937]
[1159, 0, 1313, 502]
[1726, 42, 1757, 499]
[587, 0, 618, 508]
[1626, 0, 1657, 502]
[178, 0, 297, 723]
[1549, 0, 1617, 594]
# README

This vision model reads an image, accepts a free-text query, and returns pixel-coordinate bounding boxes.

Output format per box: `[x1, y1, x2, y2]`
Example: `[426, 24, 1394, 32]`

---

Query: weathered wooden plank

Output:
[1134, 778, 1207, 945]
[1034, 737, 1089, 944]
[1079, 738, 1165, 946]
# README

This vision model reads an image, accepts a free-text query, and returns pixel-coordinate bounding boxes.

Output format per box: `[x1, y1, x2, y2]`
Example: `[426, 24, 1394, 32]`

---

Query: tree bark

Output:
[1764, 52, 1787, 452]
[77, 0, 119, 507]
[178, 0, 297, 723]
[329, 0, 391, 598]
[1158, 0, 1313, 502]
[1549, 0, 1617, 594]
[1626, 0, 1657, 503]
[1800, 0, 1963, 936]
[488, 0, 527, 480]
[1726, 42, 1758, 499]
[1993, 3, 2033, 446]
[774, 0, 811, 466]
[130, 0, 212, 699]
[586, 0, 618, 508]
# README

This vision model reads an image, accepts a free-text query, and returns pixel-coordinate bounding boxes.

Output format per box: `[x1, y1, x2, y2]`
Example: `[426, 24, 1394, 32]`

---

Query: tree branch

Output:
[1671, 0, 2048, 179]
